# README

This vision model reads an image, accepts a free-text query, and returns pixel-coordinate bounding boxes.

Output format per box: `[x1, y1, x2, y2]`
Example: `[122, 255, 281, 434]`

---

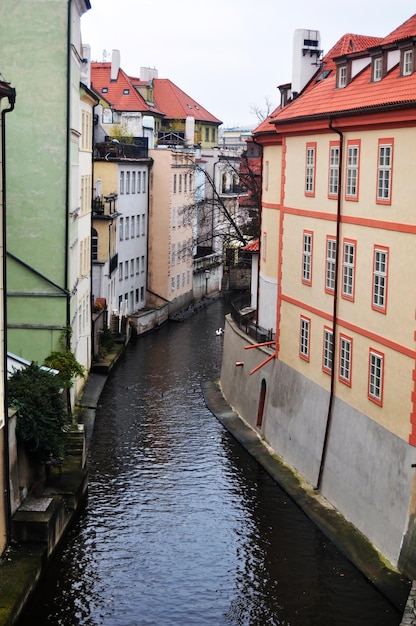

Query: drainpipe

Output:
[2, 87, 16, 546]
[315, 117, 343, 491]
[65, 1, 71, 347]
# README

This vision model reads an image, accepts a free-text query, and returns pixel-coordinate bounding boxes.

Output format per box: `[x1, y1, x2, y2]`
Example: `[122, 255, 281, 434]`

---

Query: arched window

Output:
[92, 228, 98, 261]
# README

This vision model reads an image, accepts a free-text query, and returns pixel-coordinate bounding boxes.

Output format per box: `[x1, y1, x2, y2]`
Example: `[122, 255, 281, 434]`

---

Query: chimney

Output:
[111, 49, 121, 81]
[140, 67, 159, 82]
[185, 116, 195, 147]
[292, 29, 322, 94]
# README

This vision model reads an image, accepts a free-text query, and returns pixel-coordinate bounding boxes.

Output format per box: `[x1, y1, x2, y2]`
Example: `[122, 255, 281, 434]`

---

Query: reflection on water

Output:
[17, 299, 401, 625]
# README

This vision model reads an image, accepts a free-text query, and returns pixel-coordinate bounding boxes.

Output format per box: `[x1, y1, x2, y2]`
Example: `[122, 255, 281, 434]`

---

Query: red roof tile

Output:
[152, 78, 222, 124]
[91, 63, 164, 115]
[242, 239, 259, 252]
[381, 13, 416, 45]
[254, 15, 416, 134]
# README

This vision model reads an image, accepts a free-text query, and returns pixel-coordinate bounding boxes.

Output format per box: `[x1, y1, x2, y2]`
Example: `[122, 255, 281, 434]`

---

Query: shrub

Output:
[8, 363, 71, 464]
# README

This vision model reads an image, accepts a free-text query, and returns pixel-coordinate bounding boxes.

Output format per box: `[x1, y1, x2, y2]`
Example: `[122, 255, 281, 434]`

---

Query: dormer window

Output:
[403, 49, 413, 76]
[373, 57, 382, 82]
[338, 65, 347, 88]
[123, 88, 130, 95]
[102, 87, 108, 93]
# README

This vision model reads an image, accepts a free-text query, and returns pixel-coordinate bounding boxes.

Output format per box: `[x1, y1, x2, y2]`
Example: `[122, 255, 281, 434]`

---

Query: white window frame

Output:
[299, 317, 310, 360]
[339, 336, 352, 384]
[342, 241, 355, 299]
[323, 328, 333, 373]
[329, 145, 339, 196]
[346, 146, 359, 198]
[377, 144, 392, 201]
[369, 351, 383, 403]
[325, 238, 337, 293]
[305, 145, 315, 194]
[302, 232, 313, 284]
[403, 49, 413, 76]
[372, 248, 388, 311]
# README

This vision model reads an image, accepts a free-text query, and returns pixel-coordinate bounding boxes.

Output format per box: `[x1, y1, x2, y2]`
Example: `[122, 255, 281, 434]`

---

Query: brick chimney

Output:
[111, 49, 120, 81]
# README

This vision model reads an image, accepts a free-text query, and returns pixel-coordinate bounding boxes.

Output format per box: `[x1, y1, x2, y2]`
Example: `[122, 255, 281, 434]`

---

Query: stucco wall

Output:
[220, 314, 415, 570]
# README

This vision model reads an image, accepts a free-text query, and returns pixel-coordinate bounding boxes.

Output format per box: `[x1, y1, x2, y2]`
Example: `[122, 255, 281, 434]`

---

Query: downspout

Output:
[252, 135, 263, 325]
[2, 87, 16, 546]
[315, 117, 343, 491]
[65, 0, 71, 351]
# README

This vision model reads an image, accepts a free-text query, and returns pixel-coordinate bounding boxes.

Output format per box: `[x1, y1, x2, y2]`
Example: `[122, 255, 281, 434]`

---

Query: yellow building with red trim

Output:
[221, 14, 416, 576]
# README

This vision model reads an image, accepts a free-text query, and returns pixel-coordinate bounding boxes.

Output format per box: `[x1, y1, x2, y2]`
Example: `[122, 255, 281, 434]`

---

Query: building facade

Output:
[221, 14, 416, 577]
[2, 0, 92, 404]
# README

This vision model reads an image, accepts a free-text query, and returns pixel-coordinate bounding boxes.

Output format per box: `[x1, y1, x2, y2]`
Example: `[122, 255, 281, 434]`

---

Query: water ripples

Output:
[17, 300, 402, 626]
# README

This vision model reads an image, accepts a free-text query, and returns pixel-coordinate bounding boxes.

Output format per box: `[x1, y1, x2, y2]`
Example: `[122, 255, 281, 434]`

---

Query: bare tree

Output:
[250, 97, 275, 122]
[184, 144, 262, 259]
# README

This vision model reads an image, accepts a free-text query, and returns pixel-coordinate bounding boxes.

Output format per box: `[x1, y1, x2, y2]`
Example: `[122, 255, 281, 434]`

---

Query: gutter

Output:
[2, 86, 16, 546]
[315, 117, 343, 491]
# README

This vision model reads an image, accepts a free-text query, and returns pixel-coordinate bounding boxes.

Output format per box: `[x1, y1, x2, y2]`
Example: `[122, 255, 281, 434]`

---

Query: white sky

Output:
[81, 1, 416, 129]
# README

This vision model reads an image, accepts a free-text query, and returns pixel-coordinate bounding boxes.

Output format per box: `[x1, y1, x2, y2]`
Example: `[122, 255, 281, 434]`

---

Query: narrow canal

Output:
[18, 298, 402, 625]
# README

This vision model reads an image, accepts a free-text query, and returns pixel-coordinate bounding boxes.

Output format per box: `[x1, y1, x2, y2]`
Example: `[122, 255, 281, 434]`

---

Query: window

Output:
[325, 237, 337, 293]
[305, 143, 316, 196]
[328, 142, 340, 197]
[322, 328, 333, 374]
[171, 243, 176, 265]
[211, 128, 215, 142]
[120, 171, 125, 194]
[264, 161, 269, 191]
[125, 217, 129, 240]
[140, 286, 144, 301]
[131, 216, 135, 238]
[141, 214, 146, 235]
[119, 217, 124, 241]
[342, 240, 356, 300]
[338, 65, 347, 88]
[171, 277, 175, 292]
[172, 207, 176, 228]
[345, 141, 360, 199]
[179, 175, 182, 193]
[143, 171, 146, 193]
[126, 171, 130, 194]
[124, 262, 128, 279]
[92, 228, 98, 261]
[132, 171, 136, 193]
[137, 172, 142, 193]
[368, 349, 384, 405]
[130, 259, 134, 276]
[302, 231, 313, 285]
[377, 140, 393, 203]
[176, 275, 180, 289]
[339, 335, 352, 385]
[136, 257, 140, 274]
[372, 246, 388, 313]
[299, 316, 310, 361]
[141, 256, 145, 272]
[205, 127, 209, 142]
[373, 57, 382, 82]
[403, 49, 413, 76]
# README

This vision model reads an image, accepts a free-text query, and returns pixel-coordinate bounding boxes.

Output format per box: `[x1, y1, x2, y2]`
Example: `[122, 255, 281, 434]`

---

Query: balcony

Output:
[94, 138, 149, 160]
[230, 295, 274, 343]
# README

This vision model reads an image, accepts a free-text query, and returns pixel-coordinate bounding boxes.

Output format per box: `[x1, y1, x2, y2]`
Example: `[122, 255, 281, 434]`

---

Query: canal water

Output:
[17, 298, 401, 625]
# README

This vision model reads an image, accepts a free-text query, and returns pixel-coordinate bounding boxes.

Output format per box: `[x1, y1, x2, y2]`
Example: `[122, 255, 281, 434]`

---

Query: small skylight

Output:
[123, 88, 130, 95]
[102, 87, 108, 93]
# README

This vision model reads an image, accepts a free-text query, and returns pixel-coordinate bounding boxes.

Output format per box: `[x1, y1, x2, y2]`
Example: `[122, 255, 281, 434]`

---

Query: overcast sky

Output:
[81, 1, 416, 129]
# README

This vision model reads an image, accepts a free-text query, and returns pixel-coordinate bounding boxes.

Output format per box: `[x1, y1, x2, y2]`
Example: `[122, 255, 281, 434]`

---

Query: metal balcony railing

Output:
[230, 295, 274, 343]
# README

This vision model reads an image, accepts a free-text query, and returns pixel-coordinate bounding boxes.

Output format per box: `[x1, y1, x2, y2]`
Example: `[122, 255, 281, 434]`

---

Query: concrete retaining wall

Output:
[220, 314, 415, 572]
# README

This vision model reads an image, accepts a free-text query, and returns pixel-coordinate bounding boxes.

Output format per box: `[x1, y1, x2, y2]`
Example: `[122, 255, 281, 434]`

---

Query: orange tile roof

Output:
[254, 15, 416, 134]
[381, 13, 416, 45]
[91, 63, 165, 115]
[152, 78, 222, 124]
[242, 239, 259, 252]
